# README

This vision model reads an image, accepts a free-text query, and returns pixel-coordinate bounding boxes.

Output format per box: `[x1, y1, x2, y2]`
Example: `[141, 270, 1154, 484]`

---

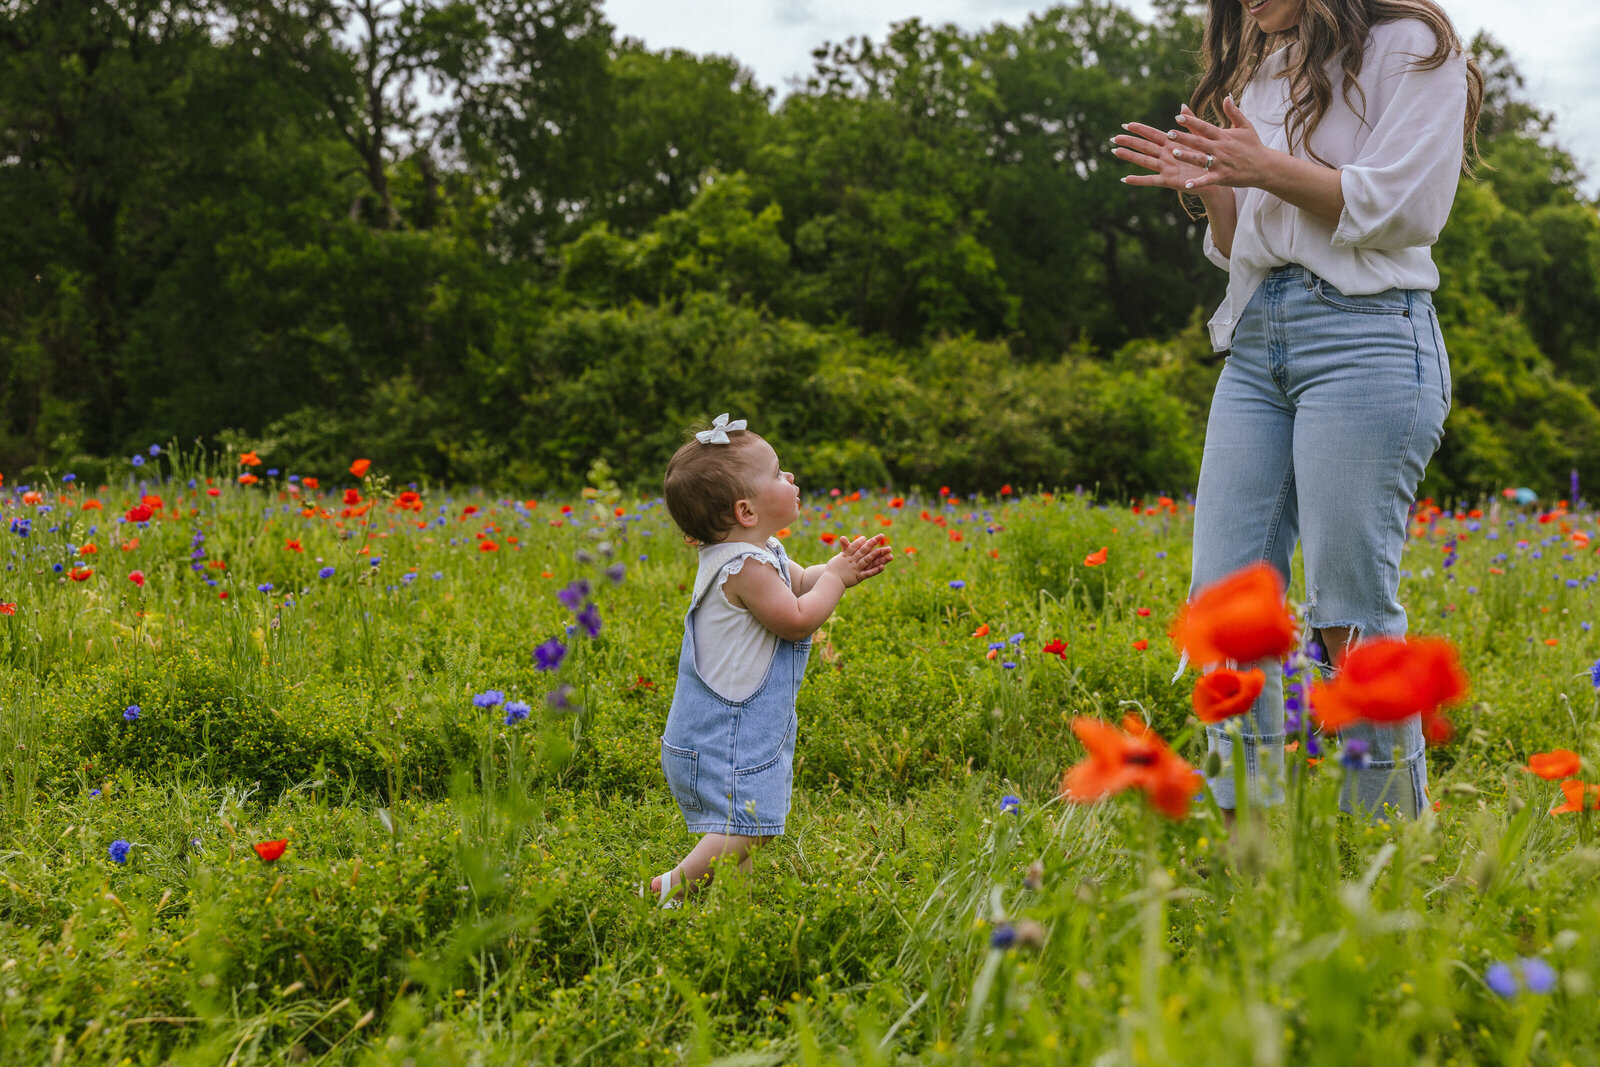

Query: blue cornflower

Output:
[9, 517, 30, 537]
[1590, 658, 1600, 689]
[370, 557, 381, 567]
[131, 455, 145, 467]
[318, 566, 335, 579]
[108, 839, 131, 865]
[1338, 739, 1371, 770]
[999, 794, 1021, 815]
[1154, 551, 1167, 559]
[605, 563, 626, 584]
[1002, 661, 1017, 669]
[1520, 958, 1558, 994]
[148, 444, 161, 456]
[123, 705, 141, 722]
[949, 579, 966, 589]
[1008, 632, 1025, 645]
[62, 473, 75, 483]
[503, 700, 531, 725]
[266, 468, 279, 476]
[576, 602, 603, 638]
[557, 580, 591, 612]
[52, 563, 63, 573]
[89, 789, 101, 798]
[546, 684, 575, 710]
[471, 690, 505, 708]
[257, 583, 273, 593]
[431, 572, 443, 580]
[401, 572, 415, 585]
[990, 923, 1016, 950]
[533, 638, 567, 672]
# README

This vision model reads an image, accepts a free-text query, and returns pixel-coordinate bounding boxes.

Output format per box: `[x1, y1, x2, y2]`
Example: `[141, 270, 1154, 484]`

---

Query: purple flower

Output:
[318, 566, 335, 579]
[576, 602, 602, 638]
[1590, 658, 1600, 689]
[1339, 739, 1370, 770]
[605, 563, 627, 584]
[503, 700, 531, 725]
[948, 579, 966, 589]
[557, 580, 591, 612]
[1520, 957, 1557, 994]
[1485, 962, 1517, 997]
[990, 923, 1016, 949]
[471, 689, 505, 708]
[534, 638, 567, 672]
[257, 583, 274, 593]
[108, 839, 131, 865]
[123, 705, 141, 722]
[999, 794, 1021, 815]
[546, 684, 575, 710]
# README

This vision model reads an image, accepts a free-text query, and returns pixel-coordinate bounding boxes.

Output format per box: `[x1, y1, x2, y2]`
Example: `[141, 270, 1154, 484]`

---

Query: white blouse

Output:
[690, 539, 784, 702]
[1203, 18, 1469, 351]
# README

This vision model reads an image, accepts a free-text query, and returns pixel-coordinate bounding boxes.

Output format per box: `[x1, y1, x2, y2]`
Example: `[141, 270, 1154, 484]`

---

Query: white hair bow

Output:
[695, 413, 747, 445]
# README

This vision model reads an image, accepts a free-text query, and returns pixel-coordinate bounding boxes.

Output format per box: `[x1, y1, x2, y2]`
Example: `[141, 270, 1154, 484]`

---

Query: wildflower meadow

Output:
[3, 449, 1600, 1065]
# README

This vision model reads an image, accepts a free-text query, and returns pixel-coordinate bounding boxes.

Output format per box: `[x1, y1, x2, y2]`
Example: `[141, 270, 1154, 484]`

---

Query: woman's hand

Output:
[1110, 118, 1209, 191]
[1112, 97, 1269, 192]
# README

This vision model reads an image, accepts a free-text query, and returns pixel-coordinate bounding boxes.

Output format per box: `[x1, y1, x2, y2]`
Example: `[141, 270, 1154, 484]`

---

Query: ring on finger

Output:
[1204, 154, 1215, 171]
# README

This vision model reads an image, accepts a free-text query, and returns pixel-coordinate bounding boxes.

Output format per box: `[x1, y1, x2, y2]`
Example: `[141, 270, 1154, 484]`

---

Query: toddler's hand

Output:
[827, 534, 893, 588]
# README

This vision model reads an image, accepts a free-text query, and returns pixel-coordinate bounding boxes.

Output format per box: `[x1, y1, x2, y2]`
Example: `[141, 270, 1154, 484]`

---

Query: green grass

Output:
[2, 459, 1599, 1065]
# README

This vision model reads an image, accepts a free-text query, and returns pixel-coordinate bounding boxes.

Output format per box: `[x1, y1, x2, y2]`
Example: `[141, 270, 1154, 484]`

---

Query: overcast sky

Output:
[603, 0, 1600, 197]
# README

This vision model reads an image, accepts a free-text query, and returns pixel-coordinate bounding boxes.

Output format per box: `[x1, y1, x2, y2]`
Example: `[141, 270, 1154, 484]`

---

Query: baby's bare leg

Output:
[653, 833, 770, 899]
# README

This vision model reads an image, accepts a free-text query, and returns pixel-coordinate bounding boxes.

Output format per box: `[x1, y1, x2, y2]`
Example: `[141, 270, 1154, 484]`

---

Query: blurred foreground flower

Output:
[1171, 563, 1297, 666]
[1310, 637, 1467, 744]
[1525, 749, 1581, 780]
[1550, 780, 1600, 814]
[1062, 715, 1196, 819]
[1486, 958, 1557, 997]
[1191, 667, 1265, 723]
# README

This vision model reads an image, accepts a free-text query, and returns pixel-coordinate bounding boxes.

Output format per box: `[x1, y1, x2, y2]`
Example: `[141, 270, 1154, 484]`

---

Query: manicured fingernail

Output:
[1120, 123, 1131, 131]
[1120, 176, 1131, 184]
[1172, 149, 1184, 159]
[1184, 181, 1195, 189]
[1167, 130, 1179, 140]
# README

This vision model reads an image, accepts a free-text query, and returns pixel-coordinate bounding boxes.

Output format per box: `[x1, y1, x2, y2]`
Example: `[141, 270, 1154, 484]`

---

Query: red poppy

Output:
[1525, 749, 1582, 780]
[972, 624, 990, 638]
[238, 474, 258, 486]
[240, 451, 261, 467]
[1310, 637, 1468, 744]
[349, 458, 371, 478]
[1169, 563, 1297, 666]
[69, 567, 94, 582]
[889, 497, 905, 508]
[206, 487, 221, 497]
[0, 603, 16, 616]
[1550, 780, 1600, 814]
[1136, 607, 1151, 617]
[302, 478, 319, 490]
[125, 505, 152, 523]
[1191, 667, 1265, 723]
[397, 491, 422, 511]
[1042, 639, 1068, 658]
[1131, 639, 1149, 651]
[1083, 546, 1108, 566]
[1061, 715, 1196, 819]
[820, 532, 838, 545]
[127, 570, 146, 588]
[253, 839, 289, 862]
[284, 539, 302, 553]
[81, 499, 103, 510]
[79, 543, 98, 556]
[479, 540, 499, 552]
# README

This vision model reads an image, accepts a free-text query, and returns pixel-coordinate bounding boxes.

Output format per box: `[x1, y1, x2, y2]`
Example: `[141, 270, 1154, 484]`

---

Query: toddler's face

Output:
[743, 438, 800, 528]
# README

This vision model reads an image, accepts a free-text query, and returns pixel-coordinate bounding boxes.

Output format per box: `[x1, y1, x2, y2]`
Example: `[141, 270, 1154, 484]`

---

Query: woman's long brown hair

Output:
[1190, 0, 1484, 175]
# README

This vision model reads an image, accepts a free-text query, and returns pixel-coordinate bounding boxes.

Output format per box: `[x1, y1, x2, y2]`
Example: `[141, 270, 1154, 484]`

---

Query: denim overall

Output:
[660, 539, 811, 836]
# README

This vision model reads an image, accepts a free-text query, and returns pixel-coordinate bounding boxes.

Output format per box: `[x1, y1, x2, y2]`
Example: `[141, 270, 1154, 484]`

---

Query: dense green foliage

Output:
[2, 464, 1600, 1062]
[3, 1, 1599, 498]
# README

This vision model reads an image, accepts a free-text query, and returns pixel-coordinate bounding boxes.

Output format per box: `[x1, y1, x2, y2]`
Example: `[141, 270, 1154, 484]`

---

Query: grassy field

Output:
[2, 453, 1599, 1065]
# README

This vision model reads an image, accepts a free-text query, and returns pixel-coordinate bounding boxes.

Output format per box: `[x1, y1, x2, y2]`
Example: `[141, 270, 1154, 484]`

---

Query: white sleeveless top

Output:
[690, 539, 786, 702]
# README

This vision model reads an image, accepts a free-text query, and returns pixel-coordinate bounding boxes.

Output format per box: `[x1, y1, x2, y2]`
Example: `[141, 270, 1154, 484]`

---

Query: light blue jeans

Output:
[1193, 264, 1451, 818]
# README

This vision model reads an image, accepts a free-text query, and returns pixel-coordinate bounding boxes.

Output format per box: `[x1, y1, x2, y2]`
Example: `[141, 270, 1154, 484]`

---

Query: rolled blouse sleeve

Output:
[1202, 223, 1230, 270]
[1332, 24, 1467, 251]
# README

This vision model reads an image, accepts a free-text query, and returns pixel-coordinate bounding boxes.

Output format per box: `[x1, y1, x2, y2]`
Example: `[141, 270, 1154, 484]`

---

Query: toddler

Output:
[649, 414, 891, 906]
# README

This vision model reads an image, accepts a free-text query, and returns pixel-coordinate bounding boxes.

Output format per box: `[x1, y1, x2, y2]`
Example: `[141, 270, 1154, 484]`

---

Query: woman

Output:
[1111, 0, 1483, 817]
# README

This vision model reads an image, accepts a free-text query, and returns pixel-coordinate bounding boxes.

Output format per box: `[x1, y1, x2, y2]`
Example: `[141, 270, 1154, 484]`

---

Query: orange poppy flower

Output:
[1191, 667, 1265, 723]
[343, 488, 362, 506]
[971, 624, 989, 638]
[479, 540, 499, 552]
[1549, 780, 1600, 814]
[81, 499, 103, 510]
[238, 473, 258, 486]
[1309, 636, 1467, 744]
[0, 603, 16, 615]
[303, 478, 319, 490]
[349, 458, 371, 478]
[253, 839, 289, 862]
[240, 451, 261, 467]
[820, 532, 838, 545]
[284, 539, 303, 553]
[1131, 640, 1149, 651]
[1169, 562, 1297, 666]
[68, 567, 94, 582]
[1083, 546, 1108, 566]
[1525, 749, 1582, 780]
[1061, 715, 1196, 819]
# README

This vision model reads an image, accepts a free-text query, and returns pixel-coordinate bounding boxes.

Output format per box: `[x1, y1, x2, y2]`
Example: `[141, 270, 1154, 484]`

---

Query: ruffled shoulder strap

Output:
[690, 541, 785, 613]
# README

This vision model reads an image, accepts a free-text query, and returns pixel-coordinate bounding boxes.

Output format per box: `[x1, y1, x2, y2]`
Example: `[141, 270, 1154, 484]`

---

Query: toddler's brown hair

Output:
[663, 428, 763, 545]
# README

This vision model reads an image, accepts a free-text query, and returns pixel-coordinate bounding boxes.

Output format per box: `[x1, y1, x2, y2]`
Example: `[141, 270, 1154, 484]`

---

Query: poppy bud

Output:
[1202, 751, 1224, 779]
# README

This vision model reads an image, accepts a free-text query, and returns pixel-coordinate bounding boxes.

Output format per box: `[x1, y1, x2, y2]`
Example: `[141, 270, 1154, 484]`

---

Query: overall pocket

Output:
[733, 709, 796, 776]
[660, 739, 702, 812]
